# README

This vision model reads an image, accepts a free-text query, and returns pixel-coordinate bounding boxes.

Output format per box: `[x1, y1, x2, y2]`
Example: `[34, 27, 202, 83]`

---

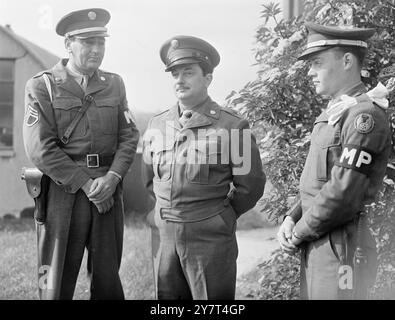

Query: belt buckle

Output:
[86, 154, 99, 168]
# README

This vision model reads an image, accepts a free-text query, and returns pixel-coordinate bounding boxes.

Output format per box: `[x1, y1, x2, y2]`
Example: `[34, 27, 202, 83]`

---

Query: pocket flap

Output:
[95, 97, 119, 107]
[190, 140, 221, 155]
[313, 125, 341, 148]
[152, 138, 175, 153]
[53, 97, 82, 110]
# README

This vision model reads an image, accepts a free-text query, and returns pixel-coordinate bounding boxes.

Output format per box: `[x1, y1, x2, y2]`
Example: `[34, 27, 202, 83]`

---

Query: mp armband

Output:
[121, 108, 135, 127]
[335, 144, 375, 175]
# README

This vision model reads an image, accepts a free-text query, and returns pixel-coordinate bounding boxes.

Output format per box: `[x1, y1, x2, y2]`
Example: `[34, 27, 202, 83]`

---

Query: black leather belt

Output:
[71, 154, 114, 168]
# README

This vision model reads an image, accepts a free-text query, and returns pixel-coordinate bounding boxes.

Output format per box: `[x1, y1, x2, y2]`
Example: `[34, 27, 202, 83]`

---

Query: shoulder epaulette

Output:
[221, 106, 243, 119]
[99, 69, 117, 76]
[32, 70, 51, 79]
[152, 108, 170, 118]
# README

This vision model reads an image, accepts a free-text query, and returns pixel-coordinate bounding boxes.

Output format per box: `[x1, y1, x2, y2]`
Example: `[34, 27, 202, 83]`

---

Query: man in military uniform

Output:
[23, 8, 139, 299]
[142, 36, 266, 299]
[277, 22, 391, 299]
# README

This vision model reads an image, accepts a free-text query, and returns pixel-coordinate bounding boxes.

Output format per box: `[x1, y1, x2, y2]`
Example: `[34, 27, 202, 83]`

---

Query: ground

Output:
[236, 227, 279, 277]
[0, 208, 279, 300]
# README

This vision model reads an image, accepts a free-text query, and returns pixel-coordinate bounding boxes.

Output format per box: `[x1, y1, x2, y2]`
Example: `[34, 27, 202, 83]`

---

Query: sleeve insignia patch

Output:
[354, 113, 374, 134]
[25, 104, 39, 127]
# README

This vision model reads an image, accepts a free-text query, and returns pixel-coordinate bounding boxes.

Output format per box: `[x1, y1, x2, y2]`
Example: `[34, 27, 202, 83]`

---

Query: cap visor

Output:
[74, 31, 109, 39]
[298, 46, 332, 60]
[165, 58, 202, 72]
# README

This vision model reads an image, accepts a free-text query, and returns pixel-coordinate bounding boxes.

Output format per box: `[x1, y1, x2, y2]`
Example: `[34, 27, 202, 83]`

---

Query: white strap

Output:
[66, 27, 107, 37]
[307, 39, 367, 49]
[42, 73, 53, 102]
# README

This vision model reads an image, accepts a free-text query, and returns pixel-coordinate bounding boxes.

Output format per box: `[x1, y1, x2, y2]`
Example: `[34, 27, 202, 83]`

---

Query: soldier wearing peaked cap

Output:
[142, 36, 266, 299]
[277, 22, 392, 299]
[23, 8, 139, 299]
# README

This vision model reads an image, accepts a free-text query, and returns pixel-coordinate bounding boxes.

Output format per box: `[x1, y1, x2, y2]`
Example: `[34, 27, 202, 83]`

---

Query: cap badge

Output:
[100, 76, 105, 81]
[171, 39, 179, 49]
[88, 11, 97, 20]
[210, 110, 216, 115]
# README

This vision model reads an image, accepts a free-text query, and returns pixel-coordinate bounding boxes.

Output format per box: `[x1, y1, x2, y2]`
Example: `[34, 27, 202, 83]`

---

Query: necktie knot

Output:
[182, 110, 193, 119]
[179, 110, 193, 127]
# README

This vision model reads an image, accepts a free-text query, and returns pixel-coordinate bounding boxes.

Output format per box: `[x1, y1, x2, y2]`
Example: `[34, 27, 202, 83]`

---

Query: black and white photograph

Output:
[0, 0, 394, 310]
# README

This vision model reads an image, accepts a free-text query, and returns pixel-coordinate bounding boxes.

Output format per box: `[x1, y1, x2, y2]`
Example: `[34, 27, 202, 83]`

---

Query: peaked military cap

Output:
[298, 22, 375, 60]
[160, 35, 220, 72]
[56, 8, 110, 38]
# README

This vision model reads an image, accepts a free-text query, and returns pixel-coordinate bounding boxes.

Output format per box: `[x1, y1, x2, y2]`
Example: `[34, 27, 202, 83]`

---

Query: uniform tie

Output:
[179, 110, 193, 127]
[80, 75, 89, 92]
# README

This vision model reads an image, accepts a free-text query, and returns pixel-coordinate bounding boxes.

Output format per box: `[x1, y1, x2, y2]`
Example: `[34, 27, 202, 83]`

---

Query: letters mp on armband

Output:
[123, 109, 135, 125]
[335, 144, 375, 175]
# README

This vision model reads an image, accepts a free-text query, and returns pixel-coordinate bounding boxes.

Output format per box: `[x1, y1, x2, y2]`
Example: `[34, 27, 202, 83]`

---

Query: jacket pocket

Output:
[95, 98, 119, 135]
[328, 229, 343, 262]
[218, 206, 237, 234]
[53, 97, 87, 138]
[312, 123, 341, 181]
[152, 139, 174, 182]
[186, 140, 209, 184]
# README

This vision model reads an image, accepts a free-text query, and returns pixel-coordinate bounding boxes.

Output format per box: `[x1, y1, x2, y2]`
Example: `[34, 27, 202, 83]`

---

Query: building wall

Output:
[0, 32, 41, 215]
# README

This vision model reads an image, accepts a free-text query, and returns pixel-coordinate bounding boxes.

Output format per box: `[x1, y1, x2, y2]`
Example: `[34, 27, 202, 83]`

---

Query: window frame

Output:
[0, 58, 15, 153]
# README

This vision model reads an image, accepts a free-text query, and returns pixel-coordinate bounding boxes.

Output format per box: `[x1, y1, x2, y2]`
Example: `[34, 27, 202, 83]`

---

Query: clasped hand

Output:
[277, 216, 302, 254]
[82, 173, 120, 214]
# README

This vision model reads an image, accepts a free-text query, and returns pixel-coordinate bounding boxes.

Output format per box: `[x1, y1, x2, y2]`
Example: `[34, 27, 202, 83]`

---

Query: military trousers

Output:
[36, 180, 125, 300]
[150, 205, 238, 300]
[300, 222, 378, 300]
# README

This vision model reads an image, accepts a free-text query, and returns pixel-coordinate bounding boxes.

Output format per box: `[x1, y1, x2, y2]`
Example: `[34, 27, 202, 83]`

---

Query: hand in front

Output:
[277, 216, 298, 254]
[92, 197, 114, 214]
[81, 178, 116, 214]
[289, 231, 303, 246]
[88, 172, 120, 203]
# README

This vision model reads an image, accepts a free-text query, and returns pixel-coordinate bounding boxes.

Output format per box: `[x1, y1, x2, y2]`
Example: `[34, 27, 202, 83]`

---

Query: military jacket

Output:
[23, 59, 139, 194]
[290, 82, 391, 241]
[141, 97, 266, 222]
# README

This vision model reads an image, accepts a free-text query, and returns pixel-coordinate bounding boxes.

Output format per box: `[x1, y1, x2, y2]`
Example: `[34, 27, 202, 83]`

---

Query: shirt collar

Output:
[178, 96, 210, 116]
[332, 81, 366, 103]
[65, 61, 94, 80]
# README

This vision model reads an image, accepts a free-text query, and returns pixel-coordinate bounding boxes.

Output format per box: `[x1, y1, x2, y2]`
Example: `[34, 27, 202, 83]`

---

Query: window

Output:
[0, 59, 14, 149]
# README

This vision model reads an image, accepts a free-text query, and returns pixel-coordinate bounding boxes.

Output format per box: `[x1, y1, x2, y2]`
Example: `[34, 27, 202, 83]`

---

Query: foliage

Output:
[250, 249, 300, 300]
[227, 0, 395, 299]
[367, 179, 395, 298]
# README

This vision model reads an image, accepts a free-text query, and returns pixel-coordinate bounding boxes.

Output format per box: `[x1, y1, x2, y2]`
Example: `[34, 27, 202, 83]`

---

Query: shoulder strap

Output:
[42, 73, 53, 102]
[59, 95, 94, 145]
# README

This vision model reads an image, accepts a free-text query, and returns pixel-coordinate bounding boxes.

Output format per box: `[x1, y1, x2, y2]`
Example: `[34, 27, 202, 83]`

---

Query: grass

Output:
[0, 207, 275, 300]
[0, 216, 154, 300]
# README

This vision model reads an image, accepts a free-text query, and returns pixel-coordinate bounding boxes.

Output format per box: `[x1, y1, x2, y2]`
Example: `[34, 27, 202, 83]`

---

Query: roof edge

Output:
[0, 25, 59, 69]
